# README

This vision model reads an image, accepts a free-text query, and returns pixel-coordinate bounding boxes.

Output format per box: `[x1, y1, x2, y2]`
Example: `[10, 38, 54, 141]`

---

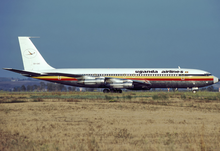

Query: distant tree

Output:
[45, 83, 68, 92]
[40, 82, 46, 91]
[32, 85, 38, 91]
[63, 86, 67, 92]
[207, 86, 214, 91]
[68, 87, 72, 91]
[13, 87, 17, 92]
[21, 85, 26, 91]
[55, 84, 61, 91]
[200, 87, 207, 91]
[27, 85, 33, 92]
[47, 83, 54, 91]
[72, 86, 76, 91]
[68, 86, 76, 92]
[16, 87, 21, 92]
[86, 88, 94, 92]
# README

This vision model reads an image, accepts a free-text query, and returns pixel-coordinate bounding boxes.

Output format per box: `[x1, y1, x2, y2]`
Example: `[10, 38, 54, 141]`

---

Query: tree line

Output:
[13, 82, 76, 92]
[10, 82, 219, 92]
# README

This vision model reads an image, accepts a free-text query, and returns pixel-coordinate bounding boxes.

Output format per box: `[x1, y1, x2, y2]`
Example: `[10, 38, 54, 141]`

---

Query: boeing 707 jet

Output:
[3, 37, 219, 93]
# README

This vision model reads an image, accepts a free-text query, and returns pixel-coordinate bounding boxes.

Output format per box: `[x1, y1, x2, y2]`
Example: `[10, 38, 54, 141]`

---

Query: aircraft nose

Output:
[213, 76, 219, 84]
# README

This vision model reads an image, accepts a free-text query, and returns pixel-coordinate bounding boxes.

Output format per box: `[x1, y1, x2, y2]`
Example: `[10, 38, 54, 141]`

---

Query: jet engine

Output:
[106, 79, 133, 88]
[108, 82, 133, 88]
[77, 76, 105, 86]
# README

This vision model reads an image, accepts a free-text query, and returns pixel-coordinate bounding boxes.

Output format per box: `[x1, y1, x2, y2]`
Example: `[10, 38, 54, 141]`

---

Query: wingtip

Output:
[3, 68, 12, 70]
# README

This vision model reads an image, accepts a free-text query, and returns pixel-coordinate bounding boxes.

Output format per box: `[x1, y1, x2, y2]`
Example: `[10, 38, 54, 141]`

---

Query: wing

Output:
[43, 72, 83, 78]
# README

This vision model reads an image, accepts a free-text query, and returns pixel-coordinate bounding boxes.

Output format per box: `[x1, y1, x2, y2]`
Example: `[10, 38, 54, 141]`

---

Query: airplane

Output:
[3, 37, 219, 93]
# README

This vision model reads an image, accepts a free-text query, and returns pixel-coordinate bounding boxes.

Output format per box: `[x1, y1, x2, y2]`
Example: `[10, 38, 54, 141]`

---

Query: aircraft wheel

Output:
[192, 90, 197, 93]
[110, 89, 116, 93]
[109, 89, 122, 93]
[118, 89, 122, 93]
[103, 89, 110, 93]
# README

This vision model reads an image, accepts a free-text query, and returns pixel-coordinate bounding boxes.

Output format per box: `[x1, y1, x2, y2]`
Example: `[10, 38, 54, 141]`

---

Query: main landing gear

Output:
[103, 88, 122, 93]
[192, 90, 197, 93]
[192, 87, 199, 93]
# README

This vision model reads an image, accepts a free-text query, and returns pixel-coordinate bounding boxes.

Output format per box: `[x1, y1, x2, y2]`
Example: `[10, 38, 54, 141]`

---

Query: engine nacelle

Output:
[108, 82, 133, 88]
[106, 79, 133, 88]
[77, 78, 105, 86]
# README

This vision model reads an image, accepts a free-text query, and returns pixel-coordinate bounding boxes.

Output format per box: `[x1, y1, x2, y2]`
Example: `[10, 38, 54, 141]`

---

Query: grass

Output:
[0, 91, 220, 150]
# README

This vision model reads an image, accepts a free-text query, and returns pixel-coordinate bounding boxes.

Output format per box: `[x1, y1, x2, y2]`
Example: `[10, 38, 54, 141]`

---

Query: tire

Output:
[103, 89, 109, 93]
[192, 90, 197, 93]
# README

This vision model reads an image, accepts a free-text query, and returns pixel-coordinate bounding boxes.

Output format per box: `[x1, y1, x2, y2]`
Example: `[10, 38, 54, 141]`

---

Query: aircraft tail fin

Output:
[18, 37, 54, 71]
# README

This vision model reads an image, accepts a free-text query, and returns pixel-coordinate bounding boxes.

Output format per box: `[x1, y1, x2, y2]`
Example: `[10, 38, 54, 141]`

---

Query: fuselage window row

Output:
[83, 74, 185, 77]
[82, 74, 212, 77]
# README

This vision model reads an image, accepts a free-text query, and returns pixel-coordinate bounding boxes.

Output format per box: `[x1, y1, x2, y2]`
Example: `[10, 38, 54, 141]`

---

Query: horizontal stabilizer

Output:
[3, 68, 41, 77]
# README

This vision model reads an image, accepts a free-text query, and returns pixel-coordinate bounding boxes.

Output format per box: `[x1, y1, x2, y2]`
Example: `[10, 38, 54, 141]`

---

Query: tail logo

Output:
[24, 49, 37, 59]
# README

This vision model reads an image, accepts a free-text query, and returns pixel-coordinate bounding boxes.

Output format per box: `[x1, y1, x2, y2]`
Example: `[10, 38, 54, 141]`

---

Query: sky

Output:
[1, 0, 220, 78]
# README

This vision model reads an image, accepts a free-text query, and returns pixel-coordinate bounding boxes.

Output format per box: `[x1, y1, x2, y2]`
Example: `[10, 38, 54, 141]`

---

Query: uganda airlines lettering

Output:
[135, 70, 184, 74]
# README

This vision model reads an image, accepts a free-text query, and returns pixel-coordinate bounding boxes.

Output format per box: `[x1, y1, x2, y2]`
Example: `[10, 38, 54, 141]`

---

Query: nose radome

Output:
[213, 76, 219, 84]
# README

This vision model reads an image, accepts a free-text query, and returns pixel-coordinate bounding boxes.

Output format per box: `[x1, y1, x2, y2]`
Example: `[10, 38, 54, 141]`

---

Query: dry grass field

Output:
[1, 91, 220, 151]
